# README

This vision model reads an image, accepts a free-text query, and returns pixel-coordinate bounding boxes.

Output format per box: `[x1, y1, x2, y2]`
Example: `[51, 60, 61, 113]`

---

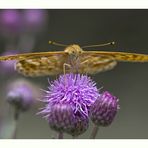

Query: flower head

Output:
[0, 10, 22, 36]
[23, 9, 48, 33]
[90, 91, 119, 126]
[47, 103, 89, 136]
[41, 74, 100, 118]
[6, 79, 35, 111]
[40, 74, 100, 136]
[47, 103, 75, 132]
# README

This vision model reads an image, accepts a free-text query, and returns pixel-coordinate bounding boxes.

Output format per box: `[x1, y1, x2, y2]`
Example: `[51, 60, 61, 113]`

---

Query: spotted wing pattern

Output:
[84, 51, 148, 62]
[77, 51, 148, 74]
[0, 51, 67, 76]
[0, 51, 66, 61]
[16, 56, 67, 76]
[78, 54, 117, 74]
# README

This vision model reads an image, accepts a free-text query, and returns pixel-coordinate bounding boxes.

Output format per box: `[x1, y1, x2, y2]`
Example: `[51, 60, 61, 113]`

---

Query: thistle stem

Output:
[90, 125, 99, 139]
[12, 107, 20, 139]
[58, 131, 63, 139]
[14, 107, 20, 121]
[13, 120, 18, 139]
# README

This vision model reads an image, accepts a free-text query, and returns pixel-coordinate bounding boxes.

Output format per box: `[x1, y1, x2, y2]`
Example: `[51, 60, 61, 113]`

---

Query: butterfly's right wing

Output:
[16, 54, 68, 77]
[0, 51, 68, 76]
[0, 51, 65, 61]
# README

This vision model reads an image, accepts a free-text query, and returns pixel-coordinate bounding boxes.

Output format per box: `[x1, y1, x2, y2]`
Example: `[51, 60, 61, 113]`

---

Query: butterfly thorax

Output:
[64, 44, 84, 72]
[64, 44, 84, 59]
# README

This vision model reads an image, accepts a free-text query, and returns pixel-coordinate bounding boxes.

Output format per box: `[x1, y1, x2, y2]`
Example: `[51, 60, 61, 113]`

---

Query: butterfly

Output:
[0, 41, 148, 77]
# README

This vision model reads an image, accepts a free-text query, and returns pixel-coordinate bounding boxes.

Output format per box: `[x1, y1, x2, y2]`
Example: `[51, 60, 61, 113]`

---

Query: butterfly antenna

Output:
[48, 41, 67, 47]
[82, 41, 115, 48]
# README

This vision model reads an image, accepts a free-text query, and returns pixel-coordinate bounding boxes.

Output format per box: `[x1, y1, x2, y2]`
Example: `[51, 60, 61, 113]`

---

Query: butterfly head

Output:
[64, 44, 84, 59]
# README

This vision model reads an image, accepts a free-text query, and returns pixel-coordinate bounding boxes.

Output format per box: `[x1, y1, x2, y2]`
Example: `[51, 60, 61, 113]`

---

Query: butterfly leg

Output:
[63, 63, 72, 75]
[80, 59, 89, 65]
[79, 59, 89, 74]
[63, 63, 72, 85]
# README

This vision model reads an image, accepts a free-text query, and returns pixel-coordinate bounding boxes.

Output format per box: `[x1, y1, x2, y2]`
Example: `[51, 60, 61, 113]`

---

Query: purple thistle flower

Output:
[23, 9, 48, 33]
[41, 74, 100, 118]
[90, 91, 119, 126]
[39, 74, 100, 136]
[47, 103, 89, 136]
[0, 10, 22, 36]
[6, 79, 35, 112]
[47, 104, 75, 132]
[66, 114, 89, 137]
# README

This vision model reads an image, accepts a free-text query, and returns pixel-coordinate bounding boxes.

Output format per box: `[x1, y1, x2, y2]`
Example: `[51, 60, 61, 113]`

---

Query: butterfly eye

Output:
[71, 50, 75, 55]
[79, 50, 83, 54]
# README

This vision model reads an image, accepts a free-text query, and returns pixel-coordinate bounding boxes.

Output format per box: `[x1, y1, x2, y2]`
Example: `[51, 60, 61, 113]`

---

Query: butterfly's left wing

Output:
[78, 51, 148, 74]
[78, 53, 117, 74]
[84, 51, 148, 62]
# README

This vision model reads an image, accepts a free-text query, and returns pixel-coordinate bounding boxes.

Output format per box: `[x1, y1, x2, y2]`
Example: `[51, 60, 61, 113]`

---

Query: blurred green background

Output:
[0, 9, 148, 139]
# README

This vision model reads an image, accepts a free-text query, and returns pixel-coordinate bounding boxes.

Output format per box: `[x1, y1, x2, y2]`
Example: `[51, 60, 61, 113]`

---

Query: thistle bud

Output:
[90, 91, 119, 126]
